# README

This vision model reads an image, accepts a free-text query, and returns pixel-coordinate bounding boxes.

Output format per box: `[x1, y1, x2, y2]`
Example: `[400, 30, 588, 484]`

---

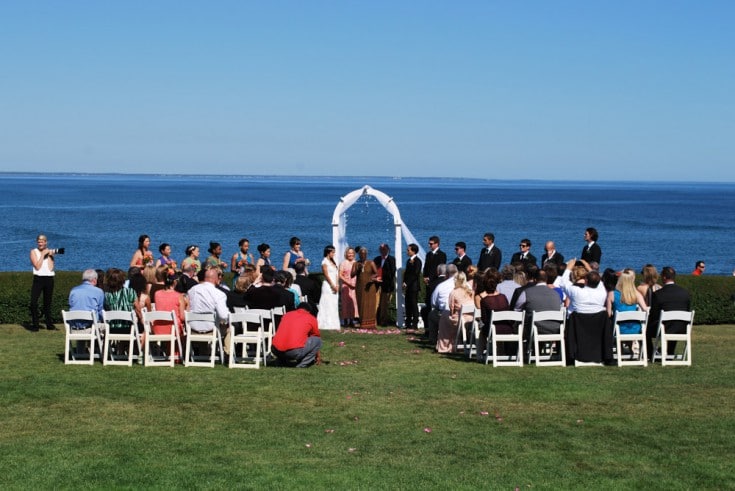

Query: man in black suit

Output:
[374, 243, 396, 326]
[402, 243, 422, 329]
[541, 240, 564, 268]
[511, 238, 538, 269]
[452, 241, 472, 274]
[477, 233, 502, 272]
[423, 235, 447, 287]
[581, 227, 602, 265]
[647, 266, 691, 360]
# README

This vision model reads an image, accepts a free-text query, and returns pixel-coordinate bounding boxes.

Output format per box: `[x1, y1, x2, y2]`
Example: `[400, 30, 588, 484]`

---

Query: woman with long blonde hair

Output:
[607, 269, 648, 354]
[436, 272, 475, 353]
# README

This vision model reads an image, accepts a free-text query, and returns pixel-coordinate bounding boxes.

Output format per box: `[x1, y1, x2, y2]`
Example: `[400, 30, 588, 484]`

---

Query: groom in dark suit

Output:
[477, 233, 502, 272]
[647, 266, 691, 360]
[402, 243, 422, 329]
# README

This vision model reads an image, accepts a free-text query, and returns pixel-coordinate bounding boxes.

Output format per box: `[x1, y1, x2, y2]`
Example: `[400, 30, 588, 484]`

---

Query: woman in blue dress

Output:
[606, 268, 648, 356]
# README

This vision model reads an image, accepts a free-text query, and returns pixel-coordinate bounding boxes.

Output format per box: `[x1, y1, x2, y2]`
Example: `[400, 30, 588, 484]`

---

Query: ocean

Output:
[2, 173, 734, 275]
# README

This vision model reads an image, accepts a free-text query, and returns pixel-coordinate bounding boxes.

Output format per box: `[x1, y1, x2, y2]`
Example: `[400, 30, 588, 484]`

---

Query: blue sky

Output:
[1, 1, 733, 181]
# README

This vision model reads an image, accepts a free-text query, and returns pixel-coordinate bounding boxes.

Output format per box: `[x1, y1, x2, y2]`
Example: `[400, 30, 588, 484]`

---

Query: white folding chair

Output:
[613, 310, 647, 367]
[468, 308, 484, 361]
[142, 310, 182, 367]
[529, 309, 567, 367]
[248, 308, 276, 355]
[102, 310, 141, 366]
[653, 310, 694, 366]
[62, 310, 102, 365]
[454, 303, 476, 355]
[227, 312, 266, 369]
[487, 310, 525, 367]
[184, 311, 224, 367]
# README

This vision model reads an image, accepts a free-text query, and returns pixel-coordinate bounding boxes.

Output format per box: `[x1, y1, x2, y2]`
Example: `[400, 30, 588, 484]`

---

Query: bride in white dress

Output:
[317, 245, 340, 330]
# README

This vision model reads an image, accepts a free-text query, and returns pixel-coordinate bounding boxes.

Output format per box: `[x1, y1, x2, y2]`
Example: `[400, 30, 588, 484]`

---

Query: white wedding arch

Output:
[331, 185, 425, 328]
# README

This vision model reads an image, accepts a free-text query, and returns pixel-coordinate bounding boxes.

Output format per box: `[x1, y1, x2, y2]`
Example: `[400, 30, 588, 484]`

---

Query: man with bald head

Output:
[541, 241, 564, 268]
[187, 267, 229, 335]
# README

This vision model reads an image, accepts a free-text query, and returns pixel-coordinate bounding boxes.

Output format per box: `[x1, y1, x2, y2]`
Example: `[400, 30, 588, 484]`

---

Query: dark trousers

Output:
[30, 275, 55, 329]
[404, 288, 419, 328]
[377, 290, 393, 326]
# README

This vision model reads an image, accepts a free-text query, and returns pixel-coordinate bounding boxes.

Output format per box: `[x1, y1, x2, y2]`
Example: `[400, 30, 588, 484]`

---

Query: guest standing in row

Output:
[339, 247, 358, 327]
[541, 241, 564, 268]
[156, 243, 176, 268]
[231, 238, 254, 287]
[403, 243, 422, 329]
[581, 227, 602, 265]
[453, 241, 472, 274]
[256, 243, 273, 275]
[130, 234, 152, 268]
[477, 233, 501, 272]
[283, 236, 306, 270]
[181, 244, 201, 273]
[205, 242, 228, 271]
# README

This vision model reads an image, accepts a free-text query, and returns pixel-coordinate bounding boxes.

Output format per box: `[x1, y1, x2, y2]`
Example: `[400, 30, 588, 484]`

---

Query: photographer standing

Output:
[29, 234, 57, 331]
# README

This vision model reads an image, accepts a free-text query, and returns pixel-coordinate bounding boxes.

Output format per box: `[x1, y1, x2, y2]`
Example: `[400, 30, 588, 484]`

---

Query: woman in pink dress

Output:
[436, 272, 475, 354]
[152, 272, 188, 338]
[339, 248, 358, 327]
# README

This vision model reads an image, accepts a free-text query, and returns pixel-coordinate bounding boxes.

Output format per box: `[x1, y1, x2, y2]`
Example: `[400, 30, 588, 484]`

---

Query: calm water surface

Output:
[2, 174, 734, 275]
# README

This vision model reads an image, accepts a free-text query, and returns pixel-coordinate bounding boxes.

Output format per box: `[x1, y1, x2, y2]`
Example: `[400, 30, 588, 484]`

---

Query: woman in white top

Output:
[29, 234, 57, 331]
[317, 245, 340, 330]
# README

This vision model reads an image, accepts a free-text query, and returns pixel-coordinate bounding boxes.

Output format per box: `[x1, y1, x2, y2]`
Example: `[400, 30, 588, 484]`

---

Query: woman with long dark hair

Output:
[317, 245, 340, 329]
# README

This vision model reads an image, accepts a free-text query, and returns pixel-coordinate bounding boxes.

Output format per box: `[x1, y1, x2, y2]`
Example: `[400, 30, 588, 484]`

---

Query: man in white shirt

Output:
[426, 264, 457, 344]
[187, 268, 229, 334]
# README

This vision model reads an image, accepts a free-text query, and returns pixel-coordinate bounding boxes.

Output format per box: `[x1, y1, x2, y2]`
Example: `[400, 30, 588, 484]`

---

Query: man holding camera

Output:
[29, 234, 61, 331]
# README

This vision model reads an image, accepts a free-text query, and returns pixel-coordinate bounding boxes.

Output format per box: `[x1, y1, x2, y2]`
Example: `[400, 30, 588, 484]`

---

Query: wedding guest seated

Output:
[68, 268, 105, 328]
[496, 264, 520, 305]
[274, 270, 299, 310]
[427, 263, 454, 344]
[175, 264, 199, 293]
[606, 268, 648, 357]
[294, 259, 320, 308]
[637, 264, 662, 307]
[478, 269, 512, 360]
[227, 275, 254, 311]
[436, 271, 474, 354]
[104, 268, 141, 334]
[511, 264, 539, 310]
[187, 268, 229, 336]
[517, 268, 562, 347]
[245, 267, 282, 310]
[561, 259, 611, 363]
[272, 303, 321, 368]
[153, 271, 188, 337]
[646, 266, 691, 360]
[148, 265, 168, 303]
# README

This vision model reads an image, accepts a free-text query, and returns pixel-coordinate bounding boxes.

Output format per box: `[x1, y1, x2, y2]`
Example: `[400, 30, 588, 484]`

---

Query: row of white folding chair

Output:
[652, 310, 695, 366]
[233, 306, 285, 355]
[227, 311, 266, 369]
[62, 310, 103, 365]
[184, 311, 224, 367]
[612, 310, 648, 367]
[485, 310, 525, 367]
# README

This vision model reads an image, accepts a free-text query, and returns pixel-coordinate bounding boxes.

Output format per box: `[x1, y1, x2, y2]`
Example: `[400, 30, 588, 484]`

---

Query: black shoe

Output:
[47, 325, 59, 331]
[25, 324, 40, 332]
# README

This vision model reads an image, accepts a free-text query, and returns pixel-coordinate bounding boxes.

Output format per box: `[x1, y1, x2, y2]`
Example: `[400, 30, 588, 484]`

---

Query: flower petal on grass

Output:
[324, 429, 335, 433]
[348, 447, 357, 453]
[423, 427, 432, 433]
[305, 443, 312, 448]
[479, 411, 489, 416]
[337, 341, 346, 347]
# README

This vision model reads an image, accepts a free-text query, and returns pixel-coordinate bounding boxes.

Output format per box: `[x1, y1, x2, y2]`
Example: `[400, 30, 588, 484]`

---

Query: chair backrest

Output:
[142, 310, 177, 334]
[185, 311, 217, 326]
[228, 311, 263, 331]
[103, 310, 137, 331]
[659, 310, 694, 324]
[490, 310, 524, 325]
[62, 310, 97, 329]
[531, 308, 565, 324]
[613, 310, 647, 325]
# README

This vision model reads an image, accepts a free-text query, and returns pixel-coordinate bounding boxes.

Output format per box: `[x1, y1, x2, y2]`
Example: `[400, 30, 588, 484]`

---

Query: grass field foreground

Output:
[1, 324, 733, 489]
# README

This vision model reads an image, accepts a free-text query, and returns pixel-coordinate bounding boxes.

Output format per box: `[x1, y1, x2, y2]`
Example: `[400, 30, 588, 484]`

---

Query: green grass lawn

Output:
[1, 324, 733, 490]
